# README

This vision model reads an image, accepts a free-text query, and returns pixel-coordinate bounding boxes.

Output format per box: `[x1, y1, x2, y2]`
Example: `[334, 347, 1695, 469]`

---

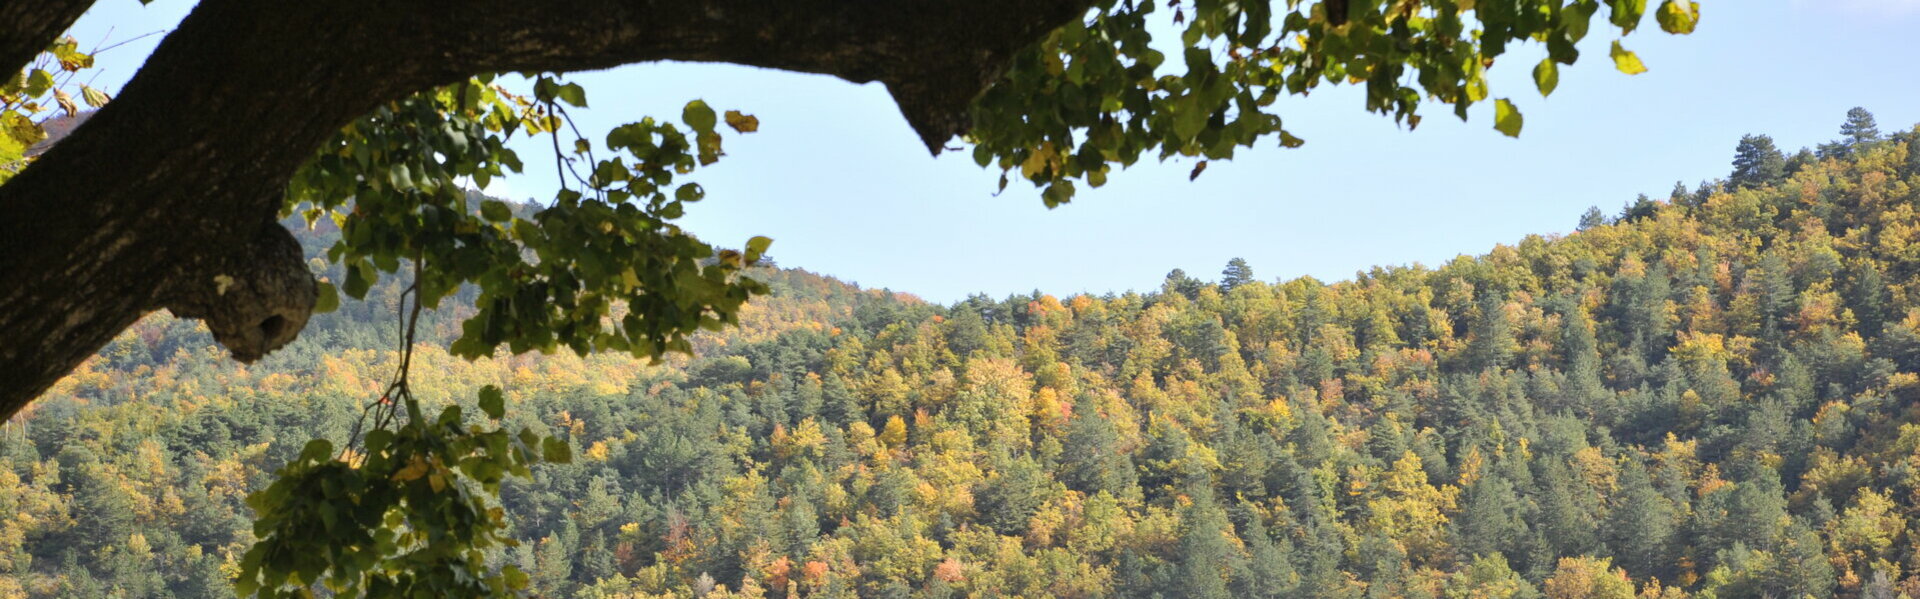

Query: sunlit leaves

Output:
[1, 36, 104, 183]
[532, 77, 587, 108]
[286, 80, 768, 365]
[79, 84, 109, 108]
[1610, 41, 1648, 75]
[723, 110, 760, 133]
[967, 0, 1698, 205]
[744, 235, 773, 264]
[313, 281, 341, 314]
[1494, 99, 1524, 138]
[683, 100, 718, 133]
[1533, 59, 1560, 97]
[1656, 0, 1700, 34]
[1608, 0, 1650, 33]
[237, 389, 569, 598]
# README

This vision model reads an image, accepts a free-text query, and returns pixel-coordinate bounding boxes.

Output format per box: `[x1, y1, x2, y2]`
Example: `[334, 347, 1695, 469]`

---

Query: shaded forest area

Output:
[5, 110, 1920, 598]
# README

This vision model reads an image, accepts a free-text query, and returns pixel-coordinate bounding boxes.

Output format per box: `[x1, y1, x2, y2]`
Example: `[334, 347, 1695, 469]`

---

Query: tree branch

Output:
[0, 0, 95, 75]
[0, 0, 1093, 417]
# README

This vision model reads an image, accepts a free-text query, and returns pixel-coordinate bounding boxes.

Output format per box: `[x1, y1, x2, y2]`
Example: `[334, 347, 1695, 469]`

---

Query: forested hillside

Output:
[5, 112, 1920, 599]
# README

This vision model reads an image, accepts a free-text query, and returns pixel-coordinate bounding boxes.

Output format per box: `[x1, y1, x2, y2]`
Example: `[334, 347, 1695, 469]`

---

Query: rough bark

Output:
[0, 0, 1092, 418]
[0, 0, 95, 75]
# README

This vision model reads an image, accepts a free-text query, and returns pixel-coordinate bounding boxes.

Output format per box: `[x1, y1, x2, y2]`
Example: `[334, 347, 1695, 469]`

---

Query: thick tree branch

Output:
[0, 0, 95, 75]
[0, 0, 1092, 417]
[159, 220, 316, 364]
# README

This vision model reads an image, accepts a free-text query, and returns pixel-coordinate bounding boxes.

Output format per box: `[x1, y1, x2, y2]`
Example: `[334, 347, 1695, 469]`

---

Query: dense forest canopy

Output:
[4, 110, 1919, 598]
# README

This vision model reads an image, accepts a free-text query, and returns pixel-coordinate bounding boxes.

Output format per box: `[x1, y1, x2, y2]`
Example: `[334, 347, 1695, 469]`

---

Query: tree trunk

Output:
[0, 0, 1090, 418]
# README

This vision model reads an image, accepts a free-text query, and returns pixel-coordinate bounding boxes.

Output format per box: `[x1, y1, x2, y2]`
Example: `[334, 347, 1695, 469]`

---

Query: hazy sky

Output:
[66, 2, 1920, 303]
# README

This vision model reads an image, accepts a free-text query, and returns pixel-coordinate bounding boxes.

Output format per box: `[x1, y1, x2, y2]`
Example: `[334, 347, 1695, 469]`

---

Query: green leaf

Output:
[1656, 0, 1699, 34]
[1610, 41, 1648, 75]
[299, 439, 333, 462]
[683, 100, 717, 133]
[343, 262, 372, 299]
[388, 163, 411, 190]
[1493, 99, 1523, 138]
[1608, 0, 1648, 33]
[313, 281, 340, 314]
[542, 436, 572, 464]
[1533, 59, 1559, 97]
[744, 236, 772, 264]
[480, 200, 512, 222]
[478, 385, 505, 420]
[556, 83, 587, 108]
[24, 69, 52, 97]
[2, 112, 44, 146]
[503, 566, 530, 590]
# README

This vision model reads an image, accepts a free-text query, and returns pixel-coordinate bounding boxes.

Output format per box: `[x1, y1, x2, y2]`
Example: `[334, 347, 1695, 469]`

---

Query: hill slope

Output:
[5, 120, 1920, 599]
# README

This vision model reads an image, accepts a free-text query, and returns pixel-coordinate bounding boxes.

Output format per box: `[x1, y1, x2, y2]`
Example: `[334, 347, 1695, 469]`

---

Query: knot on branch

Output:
[162, 221, 316, 363]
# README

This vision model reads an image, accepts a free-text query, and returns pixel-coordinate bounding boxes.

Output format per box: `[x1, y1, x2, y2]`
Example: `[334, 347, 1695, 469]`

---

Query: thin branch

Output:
[90, 29, 166, 56]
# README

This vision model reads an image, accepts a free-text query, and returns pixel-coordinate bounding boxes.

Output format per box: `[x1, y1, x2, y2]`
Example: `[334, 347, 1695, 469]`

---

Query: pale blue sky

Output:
[66, 2, 1920, 302]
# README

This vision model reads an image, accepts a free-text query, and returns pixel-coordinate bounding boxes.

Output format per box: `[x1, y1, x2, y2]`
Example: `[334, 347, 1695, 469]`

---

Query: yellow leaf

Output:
[724, 110, 759, 133]
[392, 456, 429, 482]
[1610, 41, 1648, 75]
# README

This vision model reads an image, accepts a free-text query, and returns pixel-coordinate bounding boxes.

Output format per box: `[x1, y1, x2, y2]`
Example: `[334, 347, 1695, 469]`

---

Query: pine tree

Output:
[1821, 107, 1884, 159]
[1786, 147, 1817, 176]
[1220, 258, 1255, 291]
[1061, 392, 1139, 499]
[1578, 206, 1608, 231]
[1619, 194, 1660, 223]
[1841, 106, 1881, 145]
[1454, 470, 1529, 561]
[1730, 134, 1787, 189]
[1903, 130, 1920, 177]
[1233, 507, 1297, 599]
[1466, 293, 1518, 371]
[1165, 268, 1204, 300]
[1173, 472, 1241, 599]
[1603, 460, 1676, 582]
[1560, 303, 1606, 418]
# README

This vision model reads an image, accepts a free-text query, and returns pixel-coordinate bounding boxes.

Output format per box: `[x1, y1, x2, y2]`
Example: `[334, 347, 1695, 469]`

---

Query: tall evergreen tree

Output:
[1174, 492, 1241, 599]
[1165, 268, 1205, 300]
[1578, 206, 1608, 231]
[1841, 106, 1881, 145]
[1466, 293, 1518, 372]
[1604, 460, 1677, 582]
[1820, 107, 1884, 159]
[1220, 257, 1256, 292]
[1061, 392, 1140, 500]
[1619, 194, 1661, 223]
[1730, 134, 1787, 189]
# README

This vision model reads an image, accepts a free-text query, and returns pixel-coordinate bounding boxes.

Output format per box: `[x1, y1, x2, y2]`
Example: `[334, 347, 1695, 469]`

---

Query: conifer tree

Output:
[1841, 107, 1881, 145]
[1578, 206, 1608, 231]
[1603, 460, 1677, 582]
[1220, 258, 1256, 292]
[1061, 392, 1139, 500]
[1730, 134, 1787, 189]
